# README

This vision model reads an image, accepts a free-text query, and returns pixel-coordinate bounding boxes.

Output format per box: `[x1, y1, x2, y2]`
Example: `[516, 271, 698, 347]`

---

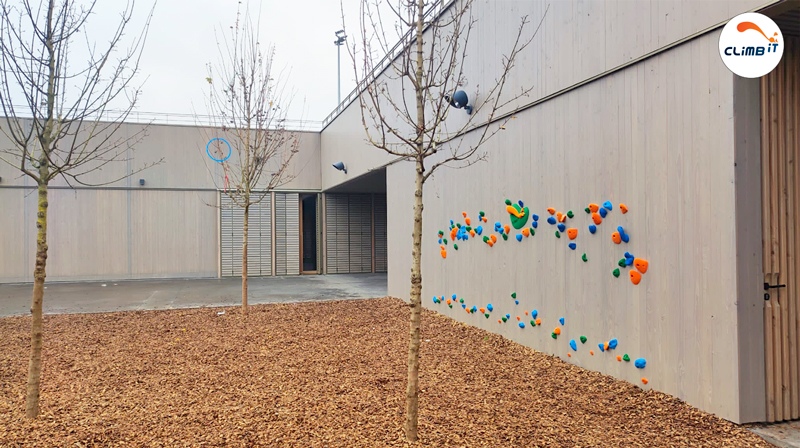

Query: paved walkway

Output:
[0, 274, 387, 317]
[751, 421, 800, 448]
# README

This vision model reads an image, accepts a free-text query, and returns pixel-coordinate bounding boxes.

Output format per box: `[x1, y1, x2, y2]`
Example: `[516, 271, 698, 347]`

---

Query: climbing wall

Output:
[761, 37, 800, 423]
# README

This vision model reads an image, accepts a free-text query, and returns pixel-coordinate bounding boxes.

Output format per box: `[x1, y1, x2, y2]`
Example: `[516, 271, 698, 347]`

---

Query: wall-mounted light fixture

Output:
[139, 179, 145, 186]
[444, 90, 472, 115]
[332, 161, 347, 174]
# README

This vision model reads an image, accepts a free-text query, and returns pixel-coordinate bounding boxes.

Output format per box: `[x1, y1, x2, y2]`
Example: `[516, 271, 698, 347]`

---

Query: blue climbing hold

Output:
[557, 223, 566, 232]
[598, 343, 605, 352]
[559, 317, 565, 325]
[609, 339, 618, 349]
[519, 322, 525, 328]
[518, 200, 524, 207]
[589, 224, 597, 234]
[568, 243, 576, 250]
[532, 214, 539, 221]
[599, 207, 608, 218]
[476, 226, 483, 235]
[433, 297, 438, 304]
[624, 252, 634, 260]
[438, 238, 442, 244]
[547, 216, 557, 225]
[570, 339, 577, 351]
[617, 226, 630, 243]
[471, 306, 477, 312]
[532, 310, 538, 319]
[625, 257, 633, 266]
[450, 220, 454, 225]
[603, 201, 613, 210]
[506, 314, 511, 319]
[515, 300, 519, 305]
[516, 234, 523, 242]
[487, 304, 494, 312]
[462, 304, 466, 309]
[635, 358, 646, 369]
[532, 221, 538, 228]
[452, 294, 457, 300]
[495, 222, 502, 229]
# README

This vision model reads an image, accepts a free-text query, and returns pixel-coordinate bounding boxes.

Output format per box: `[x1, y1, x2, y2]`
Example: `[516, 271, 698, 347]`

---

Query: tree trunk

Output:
[242, 203, 249, 315]
[26, 180, 49, 418]
[405, 160, 425, 441]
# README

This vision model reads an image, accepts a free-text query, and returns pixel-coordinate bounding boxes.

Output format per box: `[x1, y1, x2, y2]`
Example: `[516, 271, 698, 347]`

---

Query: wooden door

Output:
[762, 37, 800, 423]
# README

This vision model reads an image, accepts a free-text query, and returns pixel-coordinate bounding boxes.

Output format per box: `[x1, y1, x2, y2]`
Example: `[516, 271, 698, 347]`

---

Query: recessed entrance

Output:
[300, 194, 318, 274]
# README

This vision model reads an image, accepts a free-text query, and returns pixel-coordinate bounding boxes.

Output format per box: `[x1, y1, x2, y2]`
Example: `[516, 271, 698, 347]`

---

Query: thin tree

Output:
[202, 6, 300, 315]
[0, 0, 156, 418]
[345, 0, 547, 441]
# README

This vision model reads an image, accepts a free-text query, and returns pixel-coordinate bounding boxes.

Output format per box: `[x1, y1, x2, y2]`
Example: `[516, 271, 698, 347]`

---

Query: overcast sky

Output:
[88, 0, 383, 124]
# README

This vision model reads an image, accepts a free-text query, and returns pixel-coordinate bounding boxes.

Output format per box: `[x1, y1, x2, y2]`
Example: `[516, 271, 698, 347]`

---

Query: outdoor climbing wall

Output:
[385, 31, 763, 423]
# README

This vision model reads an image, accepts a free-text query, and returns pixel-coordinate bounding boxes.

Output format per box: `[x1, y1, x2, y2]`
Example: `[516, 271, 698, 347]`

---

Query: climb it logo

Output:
[719, 12, 783, 78]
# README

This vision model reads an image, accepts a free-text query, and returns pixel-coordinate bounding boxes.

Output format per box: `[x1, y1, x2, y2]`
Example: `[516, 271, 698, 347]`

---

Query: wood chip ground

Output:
[0, 297, 773, 447]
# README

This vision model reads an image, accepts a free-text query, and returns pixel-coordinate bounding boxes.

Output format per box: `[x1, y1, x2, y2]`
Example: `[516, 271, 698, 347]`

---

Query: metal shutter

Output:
[325, 193, 373, 274]
[275, 192, 300, 275]
[220, 193, 272, 277]
[374, 194, 387, 272]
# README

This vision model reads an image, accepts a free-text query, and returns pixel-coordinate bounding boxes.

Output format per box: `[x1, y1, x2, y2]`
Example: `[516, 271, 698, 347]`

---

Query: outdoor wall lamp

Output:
[332, 161, 347, 174]
[445, 90, 472, 114]
[139, 179, 145, 186]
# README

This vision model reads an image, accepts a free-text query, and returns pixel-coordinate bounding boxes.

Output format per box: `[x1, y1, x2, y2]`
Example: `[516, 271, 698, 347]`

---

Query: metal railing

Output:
[320, 0, 446, 130]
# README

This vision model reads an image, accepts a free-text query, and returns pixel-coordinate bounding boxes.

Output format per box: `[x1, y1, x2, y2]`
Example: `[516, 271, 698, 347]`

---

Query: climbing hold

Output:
[603, 201, 613, 210]
[612, 232, 621, 244]
[502, 233, 508, 241]
[613, 268, 620, 278]
[441, 250, 447, 258]
[588, 224, 597, 234]
[516, 234, 523, 242]
[567, 210, 574, 219]
[598, 343, 605, 352]
[592, 213, 602, 225]
[449, 304, 453, 308]
[532, 214, 539, 221]
[634, 258, 649, 274]
[623, 354, 630, 362]
[522, 228, 530, 237]
[552, 332, 557, 339]
[599, 207, 608, 218]
[558, 213, 567, 223]
[506, 314, 511, 319]
[519, 322, 525, 328]
[556, 212, 564, 222]
[618, 258, 626, 268]
[446, 299, 451, 305]
[515, 300, 519, 305]
[557, 223, 566, 232]
[462, 211, 468, 218]
[465, 226, 472, 232]
[604, 342, 610, 350]
[530, 320, 536, 326]
[483, 236, 489, 243]
[641, 378, 648, 385]
[498, 319, 502, 323]
[511, 292, 516, 299]
[580, 336, 587, 344]
[487, 303, 493, 312]
[547, 216, 557, 225]
[502, 317, 508, 322]
[619, 204, 628, 214]
[609, 339, 618, 349]
[490, 235, 497, 243]
[547, 208, 556, 215]
[590, 350, 594, 355]
[504, 225, 511, 234]
[582, 253, 588, 262]
[535, 318, 541, 325]
[555, 231, 561, 238]
[487, 241, 494, 247]
[625, 257, 633, 266]
[456, 223, 461, 229]
[476, 226, 483, 235]
[531, 221, 538, 229]
[504, 199, 512, 206]
[433, 297, 438, 304]
[617, 226, 629, 243]
[617, 355, 622, 361]
[469, 230, 475, 237]
[585, 207, 591, 214]
[482, 216, 487, 222]
[438, 230, 444, 236]
[465, 217, 471, 226]
[459, 298, 464, 303]
[589, 203, 600, 213]
[471, 306, 478, 313]
[454, 244, 458, 250]
[630, 270, 642, 285]
[531, 309, 538, 319]
[525, 311, 528, 315]
[461, 304, 466, 309]
[570, 339, 577, 351]
[568, 353, 572, 358]
[567, 228, 578, 240]
[485, 313, 490, 318]
[624, 252, 634, 260]
[559, 317, 565, 325]
[479, 308, 485, 313]
[516, 316, 521, 321]
[554, 327, 561, 335]
[635, 358, 646, 369]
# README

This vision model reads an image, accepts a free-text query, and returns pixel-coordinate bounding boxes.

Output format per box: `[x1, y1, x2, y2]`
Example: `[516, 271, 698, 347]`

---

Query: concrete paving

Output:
[750, 421, 800, 447]
[0, 274, 388, 317]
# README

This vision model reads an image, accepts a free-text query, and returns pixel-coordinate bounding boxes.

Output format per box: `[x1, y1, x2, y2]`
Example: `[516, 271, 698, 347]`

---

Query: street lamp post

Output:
[334, 30, 347, 105]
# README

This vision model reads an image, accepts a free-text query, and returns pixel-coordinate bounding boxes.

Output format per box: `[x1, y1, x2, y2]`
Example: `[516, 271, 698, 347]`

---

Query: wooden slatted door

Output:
[762, 37, 800, 423]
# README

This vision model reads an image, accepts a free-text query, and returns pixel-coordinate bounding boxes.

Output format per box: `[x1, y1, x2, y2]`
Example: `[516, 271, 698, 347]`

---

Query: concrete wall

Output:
[0, 122, 320, 282]
[321, 0, 768, 190]
[386, 30, 761, 423]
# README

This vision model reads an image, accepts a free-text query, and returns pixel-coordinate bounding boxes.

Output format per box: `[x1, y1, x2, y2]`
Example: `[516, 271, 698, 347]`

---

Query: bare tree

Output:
[345, 0, 547, 441]
[0, 0, 156, 419]
[202, 6, 300, 315]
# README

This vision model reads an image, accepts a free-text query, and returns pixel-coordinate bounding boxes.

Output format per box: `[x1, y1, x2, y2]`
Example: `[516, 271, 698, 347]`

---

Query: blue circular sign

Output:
[207, 138, 231, 162]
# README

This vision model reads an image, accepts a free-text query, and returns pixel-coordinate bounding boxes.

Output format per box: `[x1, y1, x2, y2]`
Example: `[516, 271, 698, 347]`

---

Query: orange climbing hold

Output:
[482, 216, 487, 222]
[634, 258, 649, 274]
[465, 217, 471, 226]
[568, 353, 572, 358]
[567, 228, 578, 240]
[630, 270, 642, 285]
[517, 316, 520, 321]
[589, 203, 599, 213]
[604, 342, 609, 350]
[447, 299, 451, 305]
[470, 229, 476, 237]
[556, 212, 564, 222]
[547, 208, 556, 215]
[590, 350, 594, 355]
[522, 228, 530, 237]
[451, 228, 458, 239]
[479, 308, 485, 313]
[620, 203, 628, 214]
[616, 355, 622, 362]
[498, 319, 502, 323]
[641, 378, 649, 385]
[525, 311, 529, 315]
[535, 318, 541, 325]
[441, 250, 447, 259]
[506, 205, 524, 219]
[592, 213, 602, 225]
[504, 225, 510, 235]
[488, 241, 494, 247]
[462, 211, 467, 218]
[554, 327, 561, 335]
[490, 234, 497, 243]
[612, 232, 621, 244]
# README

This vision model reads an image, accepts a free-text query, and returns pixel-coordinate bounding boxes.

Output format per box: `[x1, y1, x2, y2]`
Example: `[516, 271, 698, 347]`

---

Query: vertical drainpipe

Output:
[216, 190, 222, 278]
[371, 193, 376, 273]
[321, 193, 327, 274]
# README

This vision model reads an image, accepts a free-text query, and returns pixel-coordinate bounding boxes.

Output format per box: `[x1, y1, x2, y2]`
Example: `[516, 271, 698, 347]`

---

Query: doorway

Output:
[300, 194, 318, 274]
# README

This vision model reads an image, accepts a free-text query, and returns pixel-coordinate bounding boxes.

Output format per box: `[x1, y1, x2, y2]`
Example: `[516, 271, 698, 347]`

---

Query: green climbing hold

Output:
[502, 233, 508, 241]
[485, 313, 490, 318]
[585, 207, 591, 213]
[459, 298, 464, 303]
[580, 336, 587, 344]
[465, 226, 472, 232]
[505, 199, 512, 205]
[555, 230, 561, 238]
[623, 354, 630, 362]
[511, 292, 517, 298]
[456, 223, 461, 228]
[613, 268, 620, 278]
[618, 258, 626, 267]
[567, 210, 574, 218]
[479, 211, 485, 216]
[502, 317, 508, 322]
[438, 230, 444, 236]
[530, 320, 536, 326]
[582, 253, 588, 262]
[530, 228, 535, 236]
[551, 332, 557, 339]
[483, 236, 489, 242]
[453, 244, 458, 250]
[443, 238, 448, 245]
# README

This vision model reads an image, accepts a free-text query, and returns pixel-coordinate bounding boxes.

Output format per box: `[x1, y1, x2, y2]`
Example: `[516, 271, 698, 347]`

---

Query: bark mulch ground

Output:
[0, 297, 772, 447]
